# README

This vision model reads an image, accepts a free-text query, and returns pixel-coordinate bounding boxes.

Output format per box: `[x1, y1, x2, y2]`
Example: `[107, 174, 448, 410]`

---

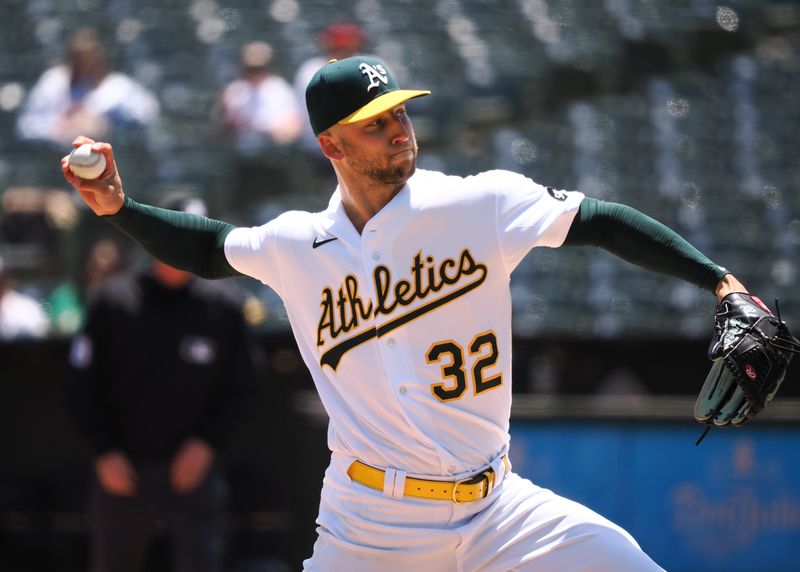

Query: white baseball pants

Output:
[303, 452, 665, 571]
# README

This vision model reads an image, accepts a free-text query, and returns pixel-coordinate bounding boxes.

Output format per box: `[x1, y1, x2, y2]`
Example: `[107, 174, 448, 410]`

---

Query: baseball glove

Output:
[694, 293, 799, 436]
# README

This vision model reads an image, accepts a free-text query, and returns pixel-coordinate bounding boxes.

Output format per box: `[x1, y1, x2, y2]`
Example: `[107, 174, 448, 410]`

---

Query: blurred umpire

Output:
[67, 195, 261, 572]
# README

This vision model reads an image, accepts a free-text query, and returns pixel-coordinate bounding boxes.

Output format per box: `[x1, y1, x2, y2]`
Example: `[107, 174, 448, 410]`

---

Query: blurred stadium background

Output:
[1, 0, 799, 571]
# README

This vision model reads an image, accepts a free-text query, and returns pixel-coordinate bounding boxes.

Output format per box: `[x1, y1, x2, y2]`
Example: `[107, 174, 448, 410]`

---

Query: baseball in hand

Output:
[68, 144, 107, 180]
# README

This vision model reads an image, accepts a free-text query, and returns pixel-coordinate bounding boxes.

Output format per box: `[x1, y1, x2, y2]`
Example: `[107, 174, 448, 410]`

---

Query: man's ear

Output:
[318, 133, 344, 161]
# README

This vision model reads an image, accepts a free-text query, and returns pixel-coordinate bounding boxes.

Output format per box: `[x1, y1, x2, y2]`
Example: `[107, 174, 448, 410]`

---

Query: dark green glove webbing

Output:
[104, 196, 241, 279]
[564, 198, 728, 292]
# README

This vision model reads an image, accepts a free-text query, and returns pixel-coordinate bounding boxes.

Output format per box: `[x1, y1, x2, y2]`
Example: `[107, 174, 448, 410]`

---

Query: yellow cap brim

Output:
[338, 89, 431, 125]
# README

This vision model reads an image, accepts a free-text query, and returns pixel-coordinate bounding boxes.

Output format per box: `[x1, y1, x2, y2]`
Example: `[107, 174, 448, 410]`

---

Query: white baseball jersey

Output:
[224, 168, 583, 477]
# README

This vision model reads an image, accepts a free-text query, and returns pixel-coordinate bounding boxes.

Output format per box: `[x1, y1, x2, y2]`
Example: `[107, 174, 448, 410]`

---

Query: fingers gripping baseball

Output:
[61, 136, 126, 216]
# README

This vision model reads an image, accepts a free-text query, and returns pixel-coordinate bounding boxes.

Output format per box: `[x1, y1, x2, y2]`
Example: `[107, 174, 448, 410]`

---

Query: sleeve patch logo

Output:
[546, 186, 569, 201]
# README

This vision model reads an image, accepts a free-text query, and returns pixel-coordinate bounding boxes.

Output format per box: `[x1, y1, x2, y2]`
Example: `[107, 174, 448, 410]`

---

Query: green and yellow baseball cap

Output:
[305, 55, 431, 136]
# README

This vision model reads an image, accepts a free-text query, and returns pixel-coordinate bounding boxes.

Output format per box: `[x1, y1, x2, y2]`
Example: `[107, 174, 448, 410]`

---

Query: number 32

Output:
[426, 331, 503, 401]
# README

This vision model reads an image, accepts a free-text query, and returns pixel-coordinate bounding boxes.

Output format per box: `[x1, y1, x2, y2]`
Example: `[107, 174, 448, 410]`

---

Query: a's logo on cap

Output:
[359, 62, 389, 92]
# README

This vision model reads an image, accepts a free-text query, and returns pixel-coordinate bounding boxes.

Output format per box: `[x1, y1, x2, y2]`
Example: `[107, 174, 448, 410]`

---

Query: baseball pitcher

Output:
[62, 55, 797, 571]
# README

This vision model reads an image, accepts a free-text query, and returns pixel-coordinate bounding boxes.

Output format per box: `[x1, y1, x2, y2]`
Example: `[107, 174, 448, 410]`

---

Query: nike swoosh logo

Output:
[313, 236, 338, 249]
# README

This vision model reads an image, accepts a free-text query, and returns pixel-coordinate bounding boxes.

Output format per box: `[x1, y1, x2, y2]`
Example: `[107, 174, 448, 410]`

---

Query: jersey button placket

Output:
[362, 218, 434, 451]
[360, 231, 402, 399]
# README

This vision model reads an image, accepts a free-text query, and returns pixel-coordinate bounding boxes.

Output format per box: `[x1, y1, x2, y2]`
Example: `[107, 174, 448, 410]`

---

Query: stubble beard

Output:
[365, 152, 417, 186]
[343, 139, 419, 187]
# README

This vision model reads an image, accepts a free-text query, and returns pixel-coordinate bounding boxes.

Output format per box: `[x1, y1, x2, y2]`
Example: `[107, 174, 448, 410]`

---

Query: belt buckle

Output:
[451, 468, 495, 504]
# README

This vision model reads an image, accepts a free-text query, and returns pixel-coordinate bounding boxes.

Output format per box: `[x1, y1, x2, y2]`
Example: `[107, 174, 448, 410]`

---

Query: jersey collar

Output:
[321, 179, 414, 240]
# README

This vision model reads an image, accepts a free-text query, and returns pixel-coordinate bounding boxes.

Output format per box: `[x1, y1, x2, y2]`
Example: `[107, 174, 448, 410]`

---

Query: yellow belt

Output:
[347, 456, 510, 504]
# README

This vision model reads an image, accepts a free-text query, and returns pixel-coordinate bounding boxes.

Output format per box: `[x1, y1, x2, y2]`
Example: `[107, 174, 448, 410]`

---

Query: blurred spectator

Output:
[16, 27, 159, 149]
[67, 195, 260, 572]
[1, 185, 79, 281]
[293, 23, 366, 196]
[0, 186, 56, 250]
[48, 238, 125, 336]
[216, 41, 302, 214]
[293, 23, 366, 154]
[0, 255, 49, 340]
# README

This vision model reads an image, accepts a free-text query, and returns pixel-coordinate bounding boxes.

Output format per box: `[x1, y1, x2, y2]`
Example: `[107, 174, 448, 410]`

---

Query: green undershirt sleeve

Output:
[103, 196, 242, 279]
[563, 197, 729, 292]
